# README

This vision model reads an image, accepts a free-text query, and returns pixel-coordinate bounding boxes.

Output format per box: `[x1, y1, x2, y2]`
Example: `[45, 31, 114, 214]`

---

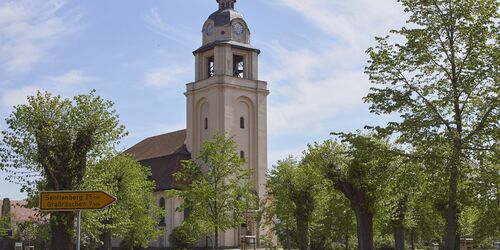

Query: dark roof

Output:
[125, 129, 191, 191]
[208, 8, 244, 26]
[193, 40, 260, 55]
[125, 129, 188, 161]
[139, 153, 191, 191]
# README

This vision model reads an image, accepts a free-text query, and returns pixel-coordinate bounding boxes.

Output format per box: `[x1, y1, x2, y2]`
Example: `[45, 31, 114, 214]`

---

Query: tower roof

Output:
[196, 0, 253, 51]
[217, 0, 236, 10]
[210, 0, 243, 27]
[208, 8, 244, 27]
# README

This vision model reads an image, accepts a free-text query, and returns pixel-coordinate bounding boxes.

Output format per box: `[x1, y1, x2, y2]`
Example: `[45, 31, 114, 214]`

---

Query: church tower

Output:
[185, 0, 268, 200]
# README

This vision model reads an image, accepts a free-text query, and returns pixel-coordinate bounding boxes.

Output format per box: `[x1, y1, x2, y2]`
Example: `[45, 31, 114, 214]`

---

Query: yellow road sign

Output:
[40, 191, 116, 211]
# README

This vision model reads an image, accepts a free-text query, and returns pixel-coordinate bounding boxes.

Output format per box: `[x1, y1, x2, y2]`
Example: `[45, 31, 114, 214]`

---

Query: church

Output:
[125, 0, 269, 248]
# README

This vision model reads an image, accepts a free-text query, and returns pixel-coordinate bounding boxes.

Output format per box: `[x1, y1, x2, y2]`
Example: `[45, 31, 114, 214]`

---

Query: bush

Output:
[260, 235, 279, 250]
[375, 236, 395, 250]
[169, 222, 204, 250]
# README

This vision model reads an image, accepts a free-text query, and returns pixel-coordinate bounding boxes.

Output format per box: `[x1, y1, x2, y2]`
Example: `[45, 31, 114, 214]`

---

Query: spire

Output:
[217, 0, 236, 10]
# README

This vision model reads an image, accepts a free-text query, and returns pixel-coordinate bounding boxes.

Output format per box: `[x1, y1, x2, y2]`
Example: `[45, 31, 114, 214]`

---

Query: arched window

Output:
[204, 117, 208, 130]
[240, 117, 245, 129]
[207, 56, 215, 78]
[233, 55, 244, 78]
[159, 197, 166, 226]
[240, 151, 245, 159]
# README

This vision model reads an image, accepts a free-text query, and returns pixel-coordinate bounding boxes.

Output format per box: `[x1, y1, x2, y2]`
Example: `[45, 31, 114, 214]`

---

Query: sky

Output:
[0, 0, 408, 200]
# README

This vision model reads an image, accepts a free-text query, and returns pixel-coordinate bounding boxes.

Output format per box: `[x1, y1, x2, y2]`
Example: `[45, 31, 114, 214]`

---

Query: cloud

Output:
[272, 0, 406, 45]
[0, 0, 81, 74]
[144, 8, 198, 46]
[44, 70, 93, 86]
[1, 70, 92, 108]
[261, 0, 407, 136]
[144, 66, 189, 88]
[1, 86, 40, 108]
[263, 40, 369, 135]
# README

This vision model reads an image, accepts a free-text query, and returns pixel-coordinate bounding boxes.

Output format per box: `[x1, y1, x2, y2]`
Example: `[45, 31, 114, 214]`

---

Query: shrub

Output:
[169, 222, 205, 250]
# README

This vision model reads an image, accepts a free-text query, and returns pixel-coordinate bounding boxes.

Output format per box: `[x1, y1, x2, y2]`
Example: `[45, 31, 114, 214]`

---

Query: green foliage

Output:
[365, 0, 499, 247]
[81, 155, 163, 249]
[266, 156, 356, 250]
[303, 133, 400, 250]
[167, 133, 254, 249]
[0, 90, 127, 248]
[260, 234, 279, 250]
[15, 221, 51, 248]
[464, 151, 500, 244]
[304, 133, 397, 213]
[266, 157, 313, 250]
[169, 220, 207, 250]
[374, 235, 395, 250]
[0, 215, 11, 237]
[0, 90, 126, 194]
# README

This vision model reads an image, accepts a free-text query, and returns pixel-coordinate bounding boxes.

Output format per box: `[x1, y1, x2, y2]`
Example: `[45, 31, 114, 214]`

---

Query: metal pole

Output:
[76, 210, 81, 250]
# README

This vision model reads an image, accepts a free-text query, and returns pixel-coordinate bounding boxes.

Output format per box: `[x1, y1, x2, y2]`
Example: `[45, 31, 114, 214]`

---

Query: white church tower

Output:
[186, 0, 268, 200]
[126, 1, 269, 248]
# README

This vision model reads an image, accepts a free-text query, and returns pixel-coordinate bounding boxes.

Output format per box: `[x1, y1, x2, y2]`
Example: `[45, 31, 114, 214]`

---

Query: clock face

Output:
[232, 22, 244, 36]
[206, 23, 214, 36]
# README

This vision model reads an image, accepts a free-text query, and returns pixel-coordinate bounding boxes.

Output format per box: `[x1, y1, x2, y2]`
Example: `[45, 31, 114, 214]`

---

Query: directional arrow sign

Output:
[40, 191, 116, 211]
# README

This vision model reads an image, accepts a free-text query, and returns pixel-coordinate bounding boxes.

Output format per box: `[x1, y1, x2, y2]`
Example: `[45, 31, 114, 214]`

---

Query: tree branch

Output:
[429, 53, 453, 82]
[397, 70, 454, 133]
[464, 103, 498, 142]
[459, 80, 483, 114]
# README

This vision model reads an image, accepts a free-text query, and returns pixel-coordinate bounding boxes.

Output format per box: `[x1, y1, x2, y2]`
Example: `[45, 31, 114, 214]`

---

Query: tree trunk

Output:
[345, 226, 349, 250]
[99, 229, 112, 250]
[296, 201, 309, 250]
[444, 164, 459, 250]
[394, 225, 405, 250]
[49, 212, 74, 250]
[286, 226, 292, 250]
[214, 227, 219, 250]
[410, 231, 415, 250]
[354, 206, 374, 250]
[336, 182, 374, 250]
[393, 195, 407, 250]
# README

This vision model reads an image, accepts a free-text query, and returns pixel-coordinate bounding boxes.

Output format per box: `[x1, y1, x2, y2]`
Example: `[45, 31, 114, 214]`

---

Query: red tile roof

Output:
[0, 200, 42, 223]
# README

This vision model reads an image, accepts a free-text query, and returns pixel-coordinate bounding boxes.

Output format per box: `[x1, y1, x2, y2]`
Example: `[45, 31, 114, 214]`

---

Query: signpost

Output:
[40, 191, 116, 250]
[40, 191, 116, 211]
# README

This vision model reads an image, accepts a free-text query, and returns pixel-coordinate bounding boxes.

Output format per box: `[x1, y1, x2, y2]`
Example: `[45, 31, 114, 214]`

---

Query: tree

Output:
[376, 156, 431, 250]
[365, 0, 498, 248]
[81, 155, 163, 250]
[15, 221, 51, 249]
[303, 133, 398, 250]
[264, 158, 296, 250]
[266, 157, 315, 250]
[0, 91, 126, 250]
[459, 150, 499, 248]
[167, 133, 254, 250]
[0, 214, 11, 237]
[169, 219, 207, 250]
[266, 156, 351, 250]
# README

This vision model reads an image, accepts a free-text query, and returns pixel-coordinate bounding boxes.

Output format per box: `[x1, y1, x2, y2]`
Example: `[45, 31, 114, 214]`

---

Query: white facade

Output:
[150, 0, 269, 248]
[186, 0, 268, 208]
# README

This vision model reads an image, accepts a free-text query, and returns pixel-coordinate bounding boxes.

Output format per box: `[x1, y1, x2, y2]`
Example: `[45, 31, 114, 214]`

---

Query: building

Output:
[0, 198, 42, 237]
[125, 0, 269, 248]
